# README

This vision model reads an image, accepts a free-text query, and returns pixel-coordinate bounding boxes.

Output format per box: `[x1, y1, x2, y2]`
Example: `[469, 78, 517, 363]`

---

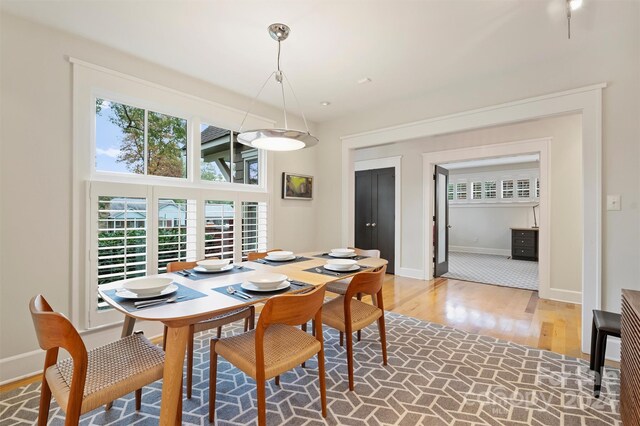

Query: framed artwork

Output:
[282, 172, 313, 200]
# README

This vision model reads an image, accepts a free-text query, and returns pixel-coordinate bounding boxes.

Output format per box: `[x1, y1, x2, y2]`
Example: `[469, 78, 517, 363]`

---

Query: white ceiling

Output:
[1, 0, 605, 122]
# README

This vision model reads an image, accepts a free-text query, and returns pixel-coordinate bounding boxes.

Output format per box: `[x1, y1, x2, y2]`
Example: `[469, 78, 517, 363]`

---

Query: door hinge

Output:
[433, 215, 436, 222]
[433, 174, 436, 180]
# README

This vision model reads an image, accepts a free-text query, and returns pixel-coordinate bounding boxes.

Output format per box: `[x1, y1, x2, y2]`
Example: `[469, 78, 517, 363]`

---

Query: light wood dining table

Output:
[99, 251, 388, 425]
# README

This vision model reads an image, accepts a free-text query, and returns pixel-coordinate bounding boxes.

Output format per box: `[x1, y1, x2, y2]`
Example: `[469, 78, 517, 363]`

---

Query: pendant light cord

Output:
[278, 40, 289, 129]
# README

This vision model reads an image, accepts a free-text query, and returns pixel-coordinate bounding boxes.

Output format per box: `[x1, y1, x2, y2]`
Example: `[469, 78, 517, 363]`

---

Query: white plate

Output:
[115, 284, 178, 300]
[193, 264, 234, 273]
[266, 251, 294, 260]
[265, 255, 296, 262]
[241, 281, 290, 292]
[324, 264, 360, 272]
[329, 252, 356, 258]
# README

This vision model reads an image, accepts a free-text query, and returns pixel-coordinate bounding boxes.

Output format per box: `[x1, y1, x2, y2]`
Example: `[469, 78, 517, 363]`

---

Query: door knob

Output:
[371, 222, 377, 227]
[365, 223, 371, 227]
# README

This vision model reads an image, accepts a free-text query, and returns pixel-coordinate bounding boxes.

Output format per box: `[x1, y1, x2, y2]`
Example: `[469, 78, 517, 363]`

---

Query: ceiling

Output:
[1, 0, 604, 123]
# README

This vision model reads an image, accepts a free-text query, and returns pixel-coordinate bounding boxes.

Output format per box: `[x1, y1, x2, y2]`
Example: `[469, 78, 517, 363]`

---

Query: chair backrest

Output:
[349, 247, 381, 258]
[345, 265, 387, 301]
[258, 285, 326, 329]
[166, 257, 219, 272]
[247, 249, 282, 261]
[30, 295, 88, 414]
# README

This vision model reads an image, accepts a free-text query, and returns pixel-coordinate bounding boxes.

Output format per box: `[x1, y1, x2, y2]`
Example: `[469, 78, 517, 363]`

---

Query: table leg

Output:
[159, 324, 188, 426]
[121, 315, 136, 338]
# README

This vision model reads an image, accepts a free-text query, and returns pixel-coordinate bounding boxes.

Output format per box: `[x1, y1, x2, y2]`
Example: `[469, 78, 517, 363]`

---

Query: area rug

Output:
[0, 312, 619, 425]
[443, 251, 539, 291]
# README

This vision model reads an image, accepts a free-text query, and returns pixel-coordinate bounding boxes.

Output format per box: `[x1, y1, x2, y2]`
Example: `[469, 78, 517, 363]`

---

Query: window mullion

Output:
[143, 109, 149, 176]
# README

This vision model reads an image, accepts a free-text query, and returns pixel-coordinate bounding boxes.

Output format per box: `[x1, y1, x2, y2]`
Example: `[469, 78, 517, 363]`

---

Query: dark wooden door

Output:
[434, 165, 449, 277]
[355, 167, 395, 273]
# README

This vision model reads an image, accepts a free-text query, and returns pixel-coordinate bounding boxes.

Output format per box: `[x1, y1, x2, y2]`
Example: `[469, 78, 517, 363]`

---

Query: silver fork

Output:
[315, 267, 339, 276]
[227, 286, 251, 300]
[135, 295, 184, 309]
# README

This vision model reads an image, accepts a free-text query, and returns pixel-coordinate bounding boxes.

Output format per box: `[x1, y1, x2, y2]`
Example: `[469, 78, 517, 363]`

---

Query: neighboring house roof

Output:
[201, 125, 230, 143]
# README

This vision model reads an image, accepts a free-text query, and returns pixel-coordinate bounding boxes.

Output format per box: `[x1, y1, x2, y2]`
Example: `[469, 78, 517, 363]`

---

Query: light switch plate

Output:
[607, 194, 621, 211]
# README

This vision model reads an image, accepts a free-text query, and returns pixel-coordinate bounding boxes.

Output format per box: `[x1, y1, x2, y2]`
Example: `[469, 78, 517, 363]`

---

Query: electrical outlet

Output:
[607, 195, 621, 211]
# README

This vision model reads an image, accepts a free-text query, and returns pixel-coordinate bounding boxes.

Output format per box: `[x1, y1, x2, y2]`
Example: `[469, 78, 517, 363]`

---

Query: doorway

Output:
[433, 155, 541, 291]
[355, 167, 395, 273]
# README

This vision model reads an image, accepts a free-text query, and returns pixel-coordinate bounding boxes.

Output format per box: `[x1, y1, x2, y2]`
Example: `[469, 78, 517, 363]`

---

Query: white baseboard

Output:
[545, 287, 582, 304]
[449, 246, 511, 257]
[0, 321, 164, 385]
[395, 267, 425, 280]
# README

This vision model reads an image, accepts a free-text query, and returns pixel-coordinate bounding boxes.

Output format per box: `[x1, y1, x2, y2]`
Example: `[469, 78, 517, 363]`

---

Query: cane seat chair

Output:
[29, 295, 164, 425]
[322, 265, 388, 391]
[325, 248, 381, 343]
[164, 260, 255, 399]
[209, 285, 327, 425]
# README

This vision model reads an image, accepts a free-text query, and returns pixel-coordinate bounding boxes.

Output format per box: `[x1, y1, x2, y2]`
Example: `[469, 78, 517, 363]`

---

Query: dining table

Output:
[98, 251, 388, 425]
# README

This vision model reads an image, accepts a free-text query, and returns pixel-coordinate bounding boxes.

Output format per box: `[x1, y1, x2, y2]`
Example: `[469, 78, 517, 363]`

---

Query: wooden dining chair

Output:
[164, 260, 255, 399]
[209, 285, 327, 425]
[29, 295, 165, 425]
[246, 248, 283, 261]
[325, 248, 381, 344]
[322, 265, 388, 391]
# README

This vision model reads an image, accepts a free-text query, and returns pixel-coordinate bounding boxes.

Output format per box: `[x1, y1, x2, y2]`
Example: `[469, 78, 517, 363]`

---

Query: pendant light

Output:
[237, 23, 318, 151]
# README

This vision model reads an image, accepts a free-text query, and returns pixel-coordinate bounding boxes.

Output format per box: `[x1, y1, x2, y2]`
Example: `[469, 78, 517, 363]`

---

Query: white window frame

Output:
[448, 168, 539, 205]
[72, 58, 275, 329]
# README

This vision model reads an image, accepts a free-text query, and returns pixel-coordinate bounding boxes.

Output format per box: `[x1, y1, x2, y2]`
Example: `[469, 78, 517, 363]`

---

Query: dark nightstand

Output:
[511, 228, 539, 261]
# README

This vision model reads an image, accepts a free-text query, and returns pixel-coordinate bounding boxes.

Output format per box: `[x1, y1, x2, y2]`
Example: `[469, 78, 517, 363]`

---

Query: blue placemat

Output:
[303, 265, 366, 278]
[175, 265, 254, 281]
[212, 280, 314, 302]
[312, 253, 370, 260]
[251, 256, 312, 266]
[103, 283, 208, 312]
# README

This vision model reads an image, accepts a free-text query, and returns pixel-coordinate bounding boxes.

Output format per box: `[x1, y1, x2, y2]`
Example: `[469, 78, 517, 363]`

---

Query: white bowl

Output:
[197, 259, 231, 270]
[266, 251, 294, 260]
[247, 273, 288, 289]
[331, 248, 355, 256]
[325, 259, 358, 271]
[122, 277, 173, 296]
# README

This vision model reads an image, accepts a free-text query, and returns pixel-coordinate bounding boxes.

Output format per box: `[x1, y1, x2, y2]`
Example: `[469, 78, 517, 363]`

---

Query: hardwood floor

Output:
[379, 275, 586, 359]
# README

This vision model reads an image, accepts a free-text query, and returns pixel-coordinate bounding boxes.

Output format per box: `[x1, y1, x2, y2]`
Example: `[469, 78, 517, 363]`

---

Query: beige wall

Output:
[353, 114, 583, 293]
[0, 13, 317, 373]
[315, 1, 639, 312]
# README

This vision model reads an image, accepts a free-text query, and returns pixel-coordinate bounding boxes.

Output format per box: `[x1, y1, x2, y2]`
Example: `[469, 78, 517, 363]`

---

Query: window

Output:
[471, 182, 482, 200]
[200, 124, 232, 182]
[456, 183, 467, 200]
[204, 200, 235, 259]
[97, 196, 147, 309]
[516, 179, 530, 198]
[95, 99, 187, 178]
[157, 199, 196, 273]
[502, 180, 514, 199]
[235, 140, 259, 185]
[484, 181, 497, 199]
[535, 178, 540, 198]
[447, 183, 454, 201]
[241, 201, 267, 260]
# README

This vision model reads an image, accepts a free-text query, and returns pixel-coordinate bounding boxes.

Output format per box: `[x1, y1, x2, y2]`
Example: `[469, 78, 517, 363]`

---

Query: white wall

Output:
[448, 164, 539, 255]
[315, 2, 638, 314]
[0, 13, 317, 381]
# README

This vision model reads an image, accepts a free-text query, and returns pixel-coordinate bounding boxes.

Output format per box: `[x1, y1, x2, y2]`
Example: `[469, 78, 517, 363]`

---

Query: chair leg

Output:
[257, 377, 267, 426]
[318, 349, 327, 418]
[217, 326, 222, 338]
[346, 329, 355, 391]
[340, 331, 344, 347]
[275, 375, 280, 386]
[135, 388, 142, 410]
[312, 319, 316, 337]
[163, 325, 168, 350]
[37, 380, 52, 426]
[209, 340, 218, 423]
[249, 306, 256, 330]
[594, 331, 607, 398]
[590, 318, 597, 370]
[244, 317, 249, 332]
[357, 294, 362, 342]
[105, 401, 113, 411]
[186, 326, 195, 399]
[377, 315, 388, 366]
[301, 323, 307, 368]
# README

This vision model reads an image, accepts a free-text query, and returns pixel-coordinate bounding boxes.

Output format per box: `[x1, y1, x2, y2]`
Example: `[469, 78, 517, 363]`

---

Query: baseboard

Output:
[546, 287, 582, 304]
[396, 267, 425, 280]
[449, 246, 511, 257]
[0, 321, 164, 385]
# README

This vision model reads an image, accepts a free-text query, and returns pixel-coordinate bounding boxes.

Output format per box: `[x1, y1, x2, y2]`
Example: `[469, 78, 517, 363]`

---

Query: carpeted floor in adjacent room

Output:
[0, 312, 619, 425]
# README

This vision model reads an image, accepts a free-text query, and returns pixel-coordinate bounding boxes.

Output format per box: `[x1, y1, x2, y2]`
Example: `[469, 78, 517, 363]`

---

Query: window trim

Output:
[448, 168, 539, 206]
